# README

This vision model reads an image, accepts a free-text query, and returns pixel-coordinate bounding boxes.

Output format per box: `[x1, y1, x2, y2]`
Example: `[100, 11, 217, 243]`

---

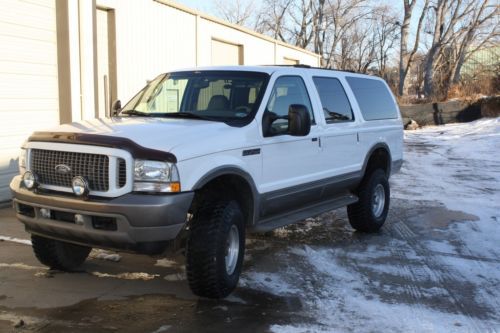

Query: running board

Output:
[253, 193, 358, 232]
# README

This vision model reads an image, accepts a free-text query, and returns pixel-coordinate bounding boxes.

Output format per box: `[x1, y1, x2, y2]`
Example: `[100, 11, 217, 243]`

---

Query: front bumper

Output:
[10, 176, 194, 254]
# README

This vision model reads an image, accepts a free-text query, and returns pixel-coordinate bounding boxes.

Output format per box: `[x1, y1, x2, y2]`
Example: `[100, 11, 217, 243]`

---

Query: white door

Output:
[260, 76, 323, 216]
[0, 0, 59, 202]
[312, 76, 361, 176]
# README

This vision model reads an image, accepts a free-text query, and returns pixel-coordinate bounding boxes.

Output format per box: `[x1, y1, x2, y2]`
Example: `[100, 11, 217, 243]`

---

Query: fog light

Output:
[40, 208, 51, 219]
[74, 214, 85, 225]
[22, 171, 37, 190]
[72, 176, 89, 197]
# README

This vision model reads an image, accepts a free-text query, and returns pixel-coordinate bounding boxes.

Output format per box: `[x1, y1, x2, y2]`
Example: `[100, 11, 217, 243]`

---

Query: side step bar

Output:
[252, 193, 358, 232]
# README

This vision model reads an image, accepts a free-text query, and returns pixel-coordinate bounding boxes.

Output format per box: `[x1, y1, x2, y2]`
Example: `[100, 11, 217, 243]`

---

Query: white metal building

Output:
[0, 0, 320, 203]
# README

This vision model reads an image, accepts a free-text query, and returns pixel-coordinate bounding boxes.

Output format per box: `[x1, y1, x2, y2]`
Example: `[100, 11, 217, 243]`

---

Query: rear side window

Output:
[346, 77, 398, 121]
[313, 77, 353, 123]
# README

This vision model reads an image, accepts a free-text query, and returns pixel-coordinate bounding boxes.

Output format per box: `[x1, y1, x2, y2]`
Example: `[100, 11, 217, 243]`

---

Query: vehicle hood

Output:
[36, 117, 250, 161]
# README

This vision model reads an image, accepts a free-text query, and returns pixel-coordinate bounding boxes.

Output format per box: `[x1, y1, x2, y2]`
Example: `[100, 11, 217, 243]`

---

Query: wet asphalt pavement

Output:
[2, 119, 500, 333]
[0, 196, 499, 333]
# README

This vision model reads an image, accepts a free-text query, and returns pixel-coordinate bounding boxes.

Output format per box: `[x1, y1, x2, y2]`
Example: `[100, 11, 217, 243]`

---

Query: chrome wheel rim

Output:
[225, 225, 239, 275]
[372, 184, 386, 218]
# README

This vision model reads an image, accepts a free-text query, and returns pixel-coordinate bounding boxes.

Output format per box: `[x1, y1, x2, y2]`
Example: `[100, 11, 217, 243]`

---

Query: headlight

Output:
[22, 171, 37, 190]
[133, 160, 180, 193]
[19, 148, 27, 174]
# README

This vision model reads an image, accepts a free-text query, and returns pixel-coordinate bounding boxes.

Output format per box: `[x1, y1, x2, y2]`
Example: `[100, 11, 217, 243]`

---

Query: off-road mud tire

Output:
[347, 169, 390, 232]
[31, 235, 91, 271]
[186, 199, 245, 299]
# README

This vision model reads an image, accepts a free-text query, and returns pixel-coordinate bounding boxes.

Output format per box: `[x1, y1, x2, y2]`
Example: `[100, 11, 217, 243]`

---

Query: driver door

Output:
[259, 75, 323, 217]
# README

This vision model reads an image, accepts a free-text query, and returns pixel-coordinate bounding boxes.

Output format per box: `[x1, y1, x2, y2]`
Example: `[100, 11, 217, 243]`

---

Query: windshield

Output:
[121, 71, 269, 125]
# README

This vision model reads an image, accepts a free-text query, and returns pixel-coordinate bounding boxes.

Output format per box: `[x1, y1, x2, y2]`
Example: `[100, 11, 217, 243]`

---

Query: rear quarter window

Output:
[313, 77, 353, 123]
[346, 77, 398, 121]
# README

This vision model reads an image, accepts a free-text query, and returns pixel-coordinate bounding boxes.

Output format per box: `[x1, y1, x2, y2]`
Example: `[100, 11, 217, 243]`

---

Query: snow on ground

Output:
[242, 118, 500, 332]
[393, 117, 499, 224]
[0, 235, 32, 245]
[392, 118, 500, 260]
[89, 249, 122, 262]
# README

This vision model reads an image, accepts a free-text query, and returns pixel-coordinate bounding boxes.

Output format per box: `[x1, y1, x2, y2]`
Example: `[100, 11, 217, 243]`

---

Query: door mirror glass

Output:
[288, 104, 311, 136]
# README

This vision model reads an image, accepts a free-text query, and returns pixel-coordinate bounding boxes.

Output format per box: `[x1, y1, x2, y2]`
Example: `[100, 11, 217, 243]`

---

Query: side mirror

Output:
[288, 104, 311, 136]
[111, 99, 121, 117]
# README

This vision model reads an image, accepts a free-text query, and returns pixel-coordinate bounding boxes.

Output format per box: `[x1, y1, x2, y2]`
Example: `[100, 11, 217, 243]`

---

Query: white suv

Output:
[10, 65, 403, 298]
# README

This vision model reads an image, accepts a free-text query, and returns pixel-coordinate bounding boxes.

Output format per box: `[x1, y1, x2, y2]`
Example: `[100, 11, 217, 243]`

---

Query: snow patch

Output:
[91, 271, 159, 280]
[0, 236, 31, 246]
[154, 258, 178, 268]
[163, 272, 186, 281]
[150, 325, 171, 333]
[0, 263, 46, 271]
[89, 249, 121, 262]
[240, 271, 301, 295]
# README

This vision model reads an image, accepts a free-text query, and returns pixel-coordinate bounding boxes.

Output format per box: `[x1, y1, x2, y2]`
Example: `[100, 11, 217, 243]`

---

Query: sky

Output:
[175, 0, 406, 18]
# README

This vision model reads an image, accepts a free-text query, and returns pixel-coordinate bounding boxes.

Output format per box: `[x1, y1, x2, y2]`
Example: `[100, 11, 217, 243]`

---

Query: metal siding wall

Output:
[104, 0, 197, 103]
[198, 18, 275, 66]
[276, 45, 319, 67]
[97, 0, 319, 103]
[0, 0, 59, 202]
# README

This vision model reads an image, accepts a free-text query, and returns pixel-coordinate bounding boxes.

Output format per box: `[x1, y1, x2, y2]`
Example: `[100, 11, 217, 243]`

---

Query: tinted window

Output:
[266, 76, 314, 120]
[263, 76, 314, 136]
[313, 77, 353, 123]
[346, 77, 398, 121]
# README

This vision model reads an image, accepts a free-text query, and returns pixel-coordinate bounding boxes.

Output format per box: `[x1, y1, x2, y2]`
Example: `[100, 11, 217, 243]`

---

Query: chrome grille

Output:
[31, 149, 109, 191]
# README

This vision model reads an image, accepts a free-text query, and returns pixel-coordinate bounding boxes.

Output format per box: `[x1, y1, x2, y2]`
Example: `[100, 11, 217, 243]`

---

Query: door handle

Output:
[312, 137, 322, 148]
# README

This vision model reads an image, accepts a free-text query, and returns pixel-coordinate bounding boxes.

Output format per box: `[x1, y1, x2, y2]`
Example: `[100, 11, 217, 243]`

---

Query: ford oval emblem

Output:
[55, 164, 72, 175]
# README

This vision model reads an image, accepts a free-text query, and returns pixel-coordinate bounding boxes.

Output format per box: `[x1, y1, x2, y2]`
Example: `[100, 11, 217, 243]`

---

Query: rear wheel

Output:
[31, 235, 91, 271]
[347, 169, 390, 232]
[186, 199, 245, 299]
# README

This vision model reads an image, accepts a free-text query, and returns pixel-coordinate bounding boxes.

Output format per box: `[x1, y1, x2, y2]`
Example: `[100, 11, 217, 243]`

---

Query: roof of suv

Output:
[172, 65, 377, 79]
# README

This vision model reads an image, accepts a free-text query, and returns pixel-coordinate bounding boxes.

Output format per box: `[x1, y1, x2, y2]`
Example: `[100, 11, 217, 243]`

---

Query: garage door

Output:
[211, 39, 243, 66]
[283, 57, 299, 65]
[0, 0, 59, 202]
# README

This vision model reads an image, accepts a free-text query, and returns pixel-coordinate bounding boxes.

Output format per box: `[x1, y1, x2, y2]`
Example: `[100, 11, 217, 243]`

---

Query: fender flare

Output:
[360, 143, 392, 177]
[193, 166, 260, 226]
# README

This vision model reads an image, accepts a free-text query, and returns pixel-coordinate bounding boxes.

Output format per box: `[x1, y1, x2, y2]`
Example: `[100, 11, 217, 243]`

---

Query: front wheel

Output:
[186, 199, 245, 299]
[347, 169, 390, 232]
[31, 235, 91, 271]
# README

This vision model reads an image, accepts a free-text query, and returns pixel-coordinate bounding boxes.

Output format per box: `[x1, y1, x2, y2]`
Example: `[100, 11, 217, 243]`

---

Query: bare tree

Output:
[213, 0, 256, 27]
[422, 0, 499, 98]
[286, 0, 316, 48]
[255, 0, 293, 41]
[372, 5, 400, 78]
[398, 0, 429, 96]
[449, 2, 499, 84]
[221, 0, 497, 101]
[321, 0, 371, 68]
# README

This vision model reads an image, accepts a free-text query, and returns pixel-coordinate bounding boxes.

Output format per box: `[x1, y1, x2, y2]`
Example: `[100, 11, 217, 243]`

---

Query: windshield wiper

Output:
[121, 110, 217, 121]
[121, 110, 155, 117]
[161, 112, 215, 121]
[323, 108, 350, 121]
